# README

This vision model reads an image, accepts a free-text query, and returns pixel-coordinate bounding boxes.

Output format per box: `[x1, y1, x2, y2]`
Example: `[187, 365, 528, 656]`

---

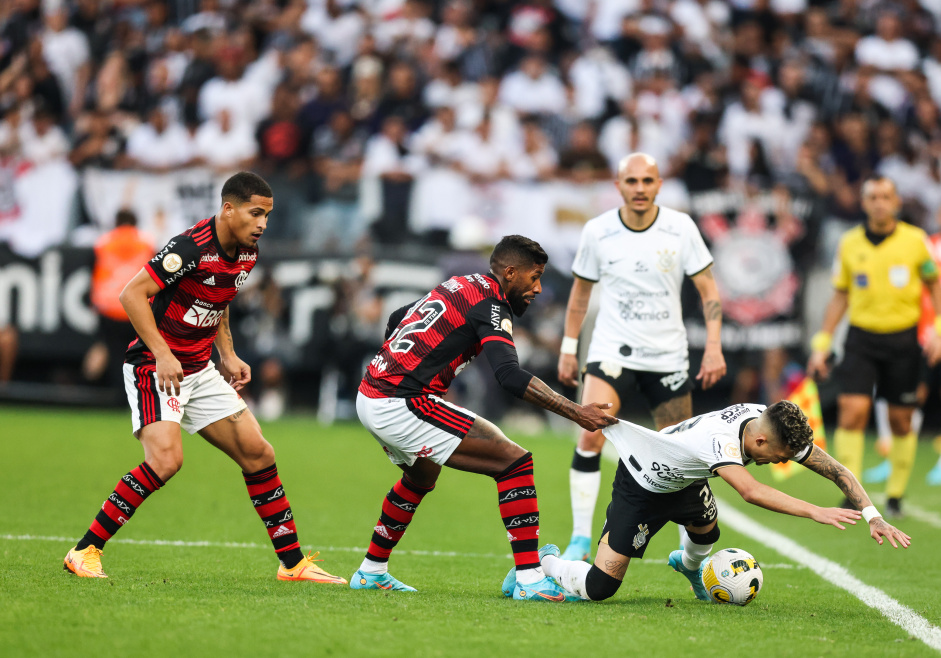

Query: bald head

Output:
[617, 152, 660, 179]
[615, 153, 662, 218]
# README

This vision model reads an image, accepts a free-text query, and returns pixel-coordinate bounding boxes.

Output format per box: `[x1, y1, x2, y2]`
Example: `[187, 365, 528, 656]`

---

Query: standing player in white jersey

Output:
[502, 401, 910, 602]
[558, 153, 727, 561]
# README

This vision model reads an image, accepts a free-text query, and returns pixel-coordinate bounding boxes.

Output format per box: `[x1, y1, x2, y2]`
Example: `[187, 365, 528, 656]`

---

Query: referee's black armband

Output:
[482, 339, 534, 399]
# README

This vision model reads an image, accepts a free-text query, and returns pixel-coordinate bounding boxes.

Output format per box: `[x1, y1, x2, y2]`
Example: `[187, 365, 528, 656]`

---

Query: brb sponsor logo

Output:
[183, 300, 224, 328]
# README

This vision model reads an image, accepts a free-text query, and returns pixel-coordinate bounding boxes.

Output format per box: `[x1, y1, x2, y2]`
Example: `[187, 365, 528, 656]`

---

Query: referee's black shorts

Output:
[836, 326, 920, 406]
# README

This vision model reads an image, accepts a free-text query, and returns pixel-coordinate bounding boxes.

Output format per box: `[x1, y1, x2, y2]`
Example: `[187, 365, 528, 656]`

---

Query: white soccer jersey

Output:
[572, 206, 714, 372]
[601, 403, 812, 493]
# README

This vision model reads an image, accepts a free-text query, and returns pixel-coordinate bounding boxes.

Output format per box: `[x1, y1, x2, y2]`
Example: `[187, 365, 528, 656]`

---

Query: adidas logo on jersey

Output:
[272, 524, 293, 538]
[202, 276, 216, 285]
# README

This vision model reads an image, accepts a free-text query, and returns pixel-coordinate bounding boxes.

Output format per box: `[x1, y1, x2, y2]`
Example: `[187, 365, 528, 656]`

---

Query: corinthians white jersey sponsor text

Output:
[572, 206, 713, 371]
[601, 403, 811, 493]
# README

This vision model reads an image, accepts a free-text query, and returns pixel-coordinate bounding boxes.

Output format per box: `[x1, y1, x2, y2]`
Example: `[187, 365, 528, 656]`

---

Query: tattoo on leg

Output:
[228, 409, 245, 422]
[653, 395, 692, 430]
[604, 559, 628, 579]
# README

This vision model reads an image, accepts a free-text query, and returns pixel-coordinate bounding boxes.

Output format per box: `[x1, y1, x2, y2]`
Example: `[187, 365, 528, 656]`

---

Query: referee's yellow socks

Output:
[887, 432, 917, 499]
[835, 428, 864, 480]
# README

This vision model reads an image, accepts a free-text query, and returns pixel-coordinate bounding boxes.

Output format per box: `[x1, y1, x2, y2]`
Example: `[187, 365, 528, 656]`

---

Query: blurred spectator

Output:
[372, 0, 435, 58]
[83, 208, 153, 389]
[69, 108, 127, 170]
[198, 44, 270, 131]
[719, 71, 784, 182]
[505, 117, 557, 181]
[298, 66, 347, 147]
[498, 54, 566, 116]
[308, 108, 367, 250]
[192, 108, 257, 175]
[39, 2, 90, 118]
[125, 104, 193, 172]
[178, 28, 217, 125]
[371, 61, 427, 133]
[362, 115, 421, 243]
[18, 100, 68, 165]
[70, 0, 115, 66]
[300, 0, 366, 68]
[557, 121, 610, 182]
[349, 56, 384, 126]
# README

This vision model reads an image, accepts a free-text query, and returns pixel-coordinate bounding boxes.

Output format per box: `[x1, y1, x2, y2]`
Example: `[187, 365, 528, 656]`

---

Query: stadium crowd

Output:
[3, 0, 941, 424]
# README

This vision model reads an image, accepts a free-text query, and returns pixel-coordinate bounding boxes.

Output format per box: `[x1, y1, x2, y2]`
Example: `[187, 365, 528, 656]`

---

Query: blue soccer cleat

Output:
[350, 570, 417, 592]
[863, 459, 892, 484]
[560, 535, 592, 562]
[927, 462, 941, 486]
[512, 576, 575, 602]
[668, 550, 711, 602]
[502, 544, 562, 597]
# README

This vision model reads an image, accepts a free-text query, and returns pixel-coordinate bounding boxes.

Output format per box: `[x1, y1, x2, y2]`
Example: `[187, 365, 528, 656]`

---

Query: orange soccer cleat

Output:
[63, 546, 108, 578]
[277, 551, 347, 584]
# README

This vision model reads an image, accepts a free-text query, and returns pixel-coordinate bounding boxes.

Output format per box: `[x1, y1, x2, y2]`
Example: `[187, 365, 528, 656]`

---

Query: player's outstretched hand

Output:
[156, 354, 185, 396]
[810, 506, 861, 530]
[221, 355, 252, 391]
[806, 350, 830, 380]
[575, 402, 619, 431]
[869, 518, 911, 548]
[557, 353, 579, 388]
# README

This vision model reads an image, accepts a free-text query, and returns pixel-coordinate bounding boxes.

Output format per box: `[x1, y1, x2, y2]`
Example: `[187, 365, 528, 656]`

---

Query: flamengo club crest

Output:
[234, 270, 249, 289]
[167, 397, 181, 413]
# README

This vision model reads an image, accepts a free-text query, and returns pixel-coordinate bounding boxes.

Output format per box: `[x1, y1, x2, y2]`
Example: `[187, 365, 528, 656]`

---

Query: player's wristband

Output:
[862, 506, 882, 523]
[810, 331, 832, 354]
[560, 336, 579, 355]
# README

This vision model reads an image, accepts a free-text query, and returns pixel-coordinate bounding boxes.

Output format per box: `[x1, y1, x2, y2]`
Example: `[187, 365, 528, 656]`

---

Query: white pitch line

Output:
[716, 501, 941, 652]
[0, 533, 801, 569]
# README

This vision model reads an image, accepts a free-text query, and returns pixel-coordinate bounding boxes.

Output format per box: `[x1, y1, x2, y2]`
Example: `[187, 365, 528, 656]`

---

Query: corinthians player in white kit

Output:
[558, 153, 727, 561]
[502, 401, 910, 602]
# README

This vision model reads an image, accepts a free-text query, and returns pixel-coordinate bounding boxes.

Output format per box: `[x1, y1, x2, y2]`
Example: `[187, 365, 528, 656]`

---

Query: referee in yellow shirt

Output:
[808, 177, 941, 517]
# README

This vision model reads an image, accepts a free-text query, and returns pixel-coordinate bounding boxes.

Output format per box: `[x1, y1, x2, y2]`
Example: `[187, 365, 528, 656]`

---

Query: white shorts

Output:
[356, 392, 476, 466]
[124, 362, 247, 435]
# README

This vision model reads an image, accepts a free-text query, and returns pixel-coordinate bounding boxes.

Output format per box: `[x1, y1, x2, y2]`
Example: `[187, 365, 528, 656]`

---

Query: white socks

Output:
[542, 554, 591, 599]
[359, 557, 388, 574]
[570, 449, 602, 537]
[681, 534, 713, 571]
[515, 565, 546, 585]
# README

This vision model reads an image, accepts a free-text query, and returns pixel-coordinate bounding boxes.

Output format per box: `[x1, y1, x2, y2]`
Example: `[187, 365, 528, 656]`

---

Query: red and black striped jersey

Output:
[360, 273, 518, 398]
[125, 217, 257, 375]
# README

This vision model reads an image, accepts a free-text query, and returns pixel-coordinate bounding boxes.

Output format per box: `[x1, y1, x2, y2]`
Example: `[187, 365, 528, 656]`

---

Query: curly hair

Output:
[764, 400, 814, 453]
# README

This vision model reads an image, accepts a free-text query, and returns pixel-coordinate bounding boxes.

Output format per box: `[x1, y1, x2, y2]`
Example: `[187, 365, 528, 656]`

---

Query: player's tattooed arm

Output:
[523, 377, 617, 431]
[801, 447, 873, 510]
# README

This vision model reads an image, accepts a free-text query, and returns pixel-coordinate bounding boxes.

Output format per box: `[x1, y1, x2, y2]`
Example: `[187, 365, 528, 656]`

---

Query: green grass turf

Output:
[1, 407, 939, 657]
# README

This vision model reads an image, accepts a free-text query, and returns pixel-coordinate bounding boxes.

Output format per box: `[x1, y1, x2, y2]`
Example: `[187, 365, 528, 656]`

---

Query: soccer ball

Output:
[701, 548, 763, 606]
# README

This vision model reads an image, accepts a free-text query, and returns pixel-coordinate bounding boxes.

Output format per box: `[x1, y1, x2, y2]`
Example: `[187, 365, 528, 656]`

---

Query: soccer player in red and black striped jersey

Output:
[352, 235, 618, 600]
[64, 172, 345, 584]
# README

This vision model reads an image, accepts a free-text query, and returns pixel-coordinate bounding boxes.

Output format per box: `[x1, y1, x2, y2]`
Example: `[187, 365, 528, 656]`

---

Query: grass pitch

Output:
[1, 407, 939, 657]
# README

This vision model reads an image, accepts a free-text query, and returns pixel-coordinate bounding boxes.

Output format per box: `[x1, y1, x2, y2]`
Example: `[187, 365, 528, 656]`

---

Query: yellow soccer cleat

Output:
[277, 551, 348, 584]
[63, 546, 108, 578]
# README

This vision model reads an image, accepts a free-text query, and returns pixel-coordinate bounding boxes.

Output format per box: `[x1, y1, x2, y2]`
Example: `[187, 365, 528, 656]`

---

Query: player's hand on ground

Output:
[806, 351, 830, 380]
[696, 344, 726, 389]
[869, 518, 911, 548]
[923, 334, 941, 367]
[810, 505, 861, 529]
[557, 353, 579, 388]
[220, 355, 251, 391]
[155, 355, 184, 396]
[575, 402, 618, 431]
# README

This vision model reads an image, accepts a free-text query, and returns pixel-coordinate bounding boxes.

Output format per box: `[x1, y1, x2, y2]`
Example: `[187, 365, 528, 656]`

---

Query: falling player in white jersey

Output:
[558, 153, 726, 561]
[501, 400, 910, 602]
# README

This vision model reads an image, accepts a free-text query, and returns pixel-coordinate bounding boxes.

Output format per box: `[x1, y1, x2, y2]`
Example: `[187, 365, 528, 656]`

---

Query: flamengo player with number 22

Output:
[63, 172, 345, 585]
[353, 235, 618, 600]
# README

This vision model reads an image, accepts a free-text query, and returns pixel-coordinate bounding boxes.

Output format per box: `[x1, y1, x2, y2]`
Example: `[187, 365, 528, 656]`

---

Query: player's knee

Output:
[577, 429, 605, 453]
[149, 448, 183, 481]
[585, 565, 622, 601]
[242, 437, 276, 471]
[687, 523, 720, 545]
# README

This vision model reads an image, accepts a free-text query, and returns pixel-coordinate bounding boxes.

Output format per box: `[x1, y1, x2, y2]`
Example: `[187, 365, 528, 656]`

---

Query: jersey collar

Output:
[739, 417, 756, 462]
[483, 272, 507, 302]
[210, 216, 239, 263]
[618, 205, 661, 233]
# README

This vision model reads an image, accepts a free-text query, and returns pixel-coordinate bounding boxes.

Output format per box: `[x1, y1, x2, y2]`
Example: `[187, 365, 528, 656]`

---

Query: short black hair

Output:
[115, 209, 137, 227]
[764, 400, 813, 454]
[490, 235, 548, 269]
[221, 171, 272, 205]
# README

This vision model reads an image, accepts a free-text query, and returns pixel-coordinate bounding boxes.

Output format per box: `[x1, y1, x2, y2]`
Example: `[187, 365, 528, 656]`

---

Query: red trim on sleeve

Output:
[481, 335, 514, 347]
[144, 262, 166, 289]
